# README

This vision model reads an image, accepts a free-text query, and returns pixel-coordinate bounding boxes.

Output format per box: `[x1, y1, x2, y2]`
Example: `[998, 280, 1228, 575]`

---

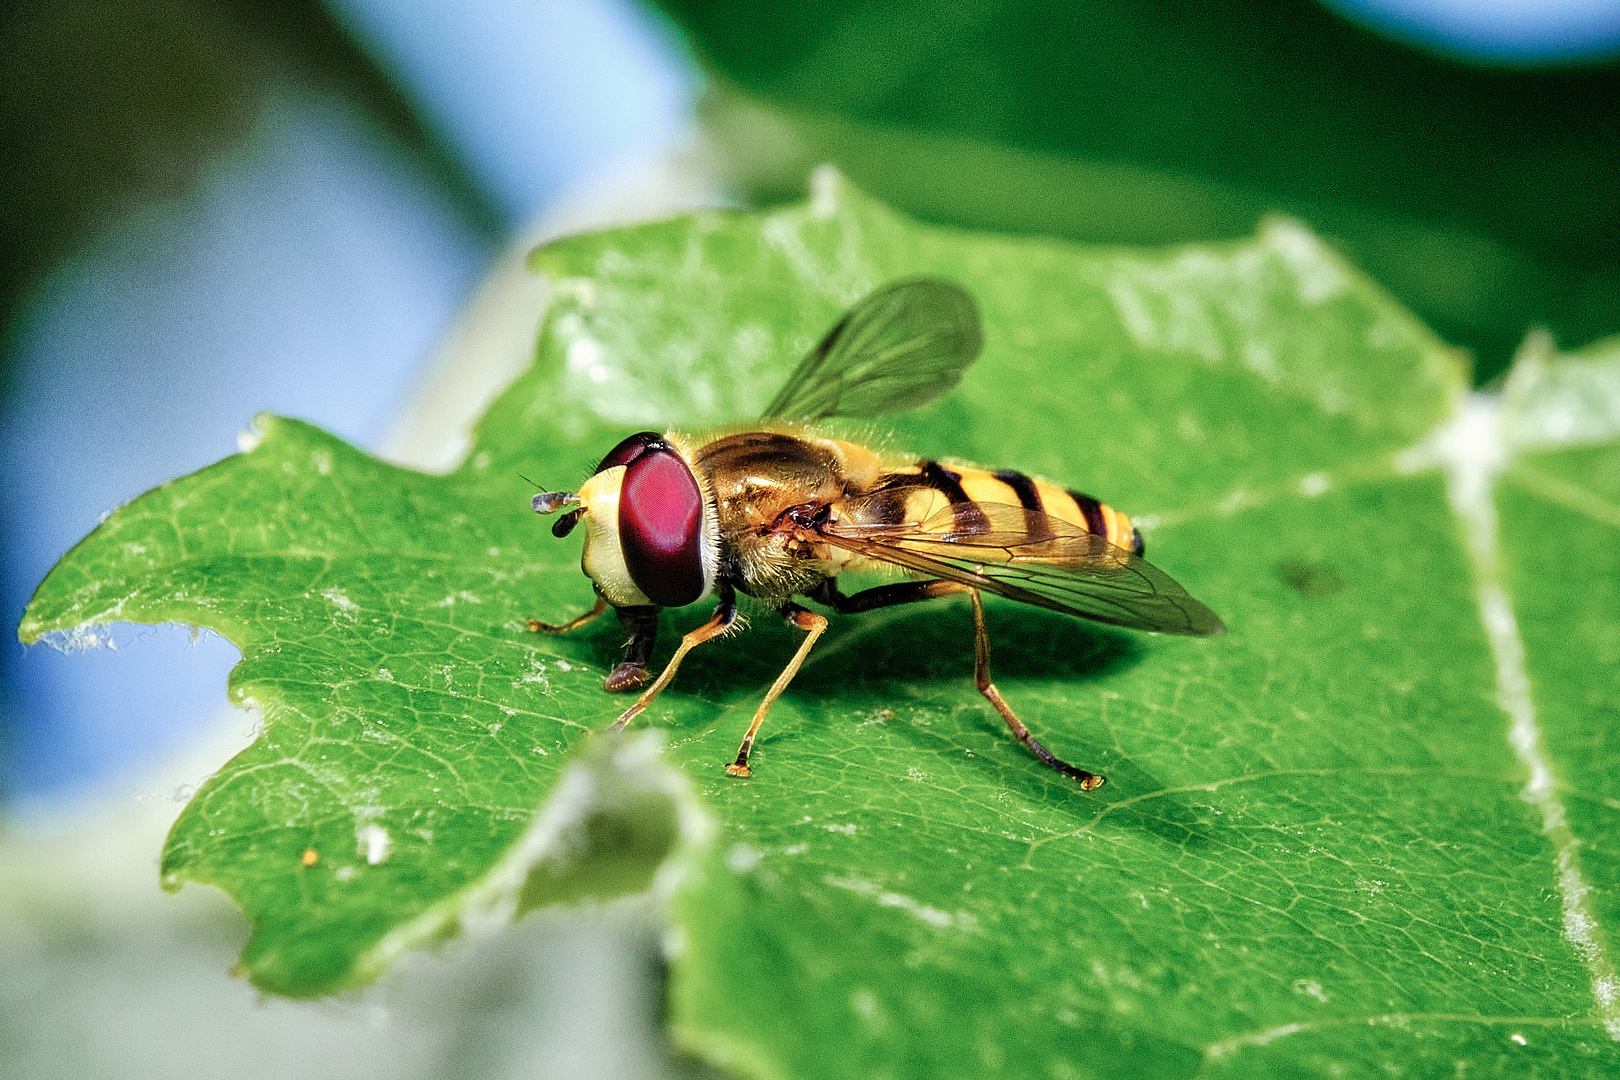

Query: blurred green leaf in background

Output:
[655, 0, 1620, 385]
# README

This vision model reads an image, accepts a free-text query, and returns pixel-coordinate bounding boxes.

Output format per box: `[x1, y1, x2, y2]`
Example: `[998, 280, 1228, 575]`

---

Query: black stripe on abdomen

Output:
[992, 470, 1044, 512]
[920, 461, 988, 530]
[920, 461, 970, 502]
[1067, 489, 1107, 537]
[857, 486, 910, 527]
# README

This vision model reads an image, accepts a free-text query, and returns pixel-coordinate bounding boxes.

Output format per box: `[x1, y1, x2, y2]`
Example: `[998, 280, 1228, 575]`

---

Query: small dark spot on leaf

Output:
[1277, 559, 1344, 596]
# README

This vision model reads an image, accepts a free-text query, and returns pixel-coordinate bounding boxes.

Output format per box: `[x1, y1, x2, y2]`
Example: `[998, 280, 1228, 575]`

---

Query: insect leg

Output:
[608, 592, 738, 732]
[726, 604, 829, 778]
[526, 595, 609, 635]
[604, 605, 661, 692]
[808, 577, 968, 613]
[970, 589, 1105, 791]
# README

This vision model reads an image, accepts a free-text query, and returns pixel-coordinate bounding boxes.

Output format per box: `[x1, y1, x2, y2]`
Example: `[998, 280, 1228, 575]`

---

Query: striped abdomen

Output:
[878, 460, 1145, 556]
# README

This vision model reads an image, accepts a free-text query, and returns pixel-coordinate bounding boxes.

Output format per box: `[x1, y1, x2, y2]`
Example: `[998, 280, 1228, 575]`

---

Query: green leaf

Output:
[653, 0, 1620, 383]
[20, 177, 1620, 1076]
[1498, 333, 1620, 1033]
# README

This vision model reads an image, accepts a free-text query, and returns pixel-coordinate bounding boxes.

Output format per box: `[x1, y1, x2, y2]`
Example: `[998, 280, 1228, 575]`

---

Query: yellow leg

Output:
[527, 596, 608, 634]
[609, 604, 736, 732]
[971, 589, 1105, 791]
[727, 607, 829, 777]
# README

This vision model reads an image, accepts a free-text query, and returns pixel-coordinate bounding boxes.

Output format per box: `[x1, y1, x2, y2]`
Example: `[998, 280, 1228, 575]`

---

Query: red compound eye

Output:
[618, 447, 705, 607]
[595, 431, 664, 472]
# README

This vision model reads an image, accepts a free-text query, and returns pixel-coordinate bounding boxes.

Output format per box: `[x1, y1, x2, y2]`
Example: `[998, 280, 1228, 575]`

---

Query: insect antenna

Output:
[531, 491, 580, 514]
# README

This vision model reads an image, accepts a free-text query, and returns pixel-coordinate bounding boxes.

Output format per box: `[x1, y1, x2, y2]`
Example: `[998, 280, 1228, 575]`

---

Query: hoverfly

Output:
[529, 279, 1224, 789]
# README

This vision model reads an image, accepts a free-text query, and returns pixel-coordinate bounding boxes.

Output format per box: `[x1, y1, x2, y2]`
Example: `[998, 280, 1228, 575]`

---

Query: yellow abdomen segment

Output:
[883, 461, 1141, 555]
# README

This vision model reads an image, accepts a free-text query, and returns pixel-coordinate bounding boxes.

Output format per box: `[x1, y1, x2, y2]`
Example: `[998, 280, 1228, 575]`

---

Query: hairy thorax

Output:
[693, 429, 885, 603]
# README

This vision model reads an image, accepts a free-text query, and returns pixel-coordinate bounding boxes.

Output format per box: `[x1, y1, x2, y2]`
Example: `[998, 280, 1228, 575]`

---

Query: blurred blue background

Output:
[1322, 0, 1620, 62]
[2, 0, 1616, 809]
[0, 0, 696, 806]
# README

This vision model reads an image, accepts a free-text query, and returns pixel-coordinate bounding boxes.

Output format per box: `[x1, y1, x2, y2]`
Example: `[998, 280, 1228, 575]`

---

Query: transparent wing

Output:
[764, 279, 983, 421]
[819, 500, 1226, 636]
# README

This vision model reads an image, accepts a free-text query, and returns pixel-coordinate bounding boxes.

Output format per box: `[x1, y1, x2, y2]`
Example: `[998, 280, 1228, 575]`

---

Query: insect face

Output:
[564, 432, 718, 609]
